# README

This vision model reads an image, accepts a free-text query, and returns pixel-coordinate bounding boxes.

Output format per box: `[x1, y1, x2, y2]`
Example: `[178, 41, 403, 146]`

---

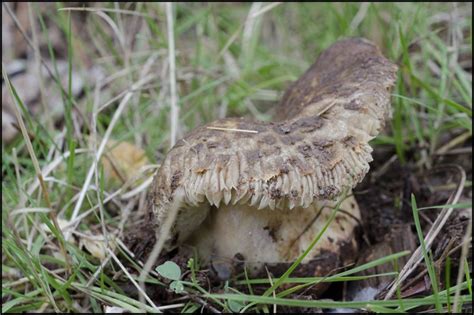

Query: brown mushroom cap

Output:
[148, 38, 398, 270]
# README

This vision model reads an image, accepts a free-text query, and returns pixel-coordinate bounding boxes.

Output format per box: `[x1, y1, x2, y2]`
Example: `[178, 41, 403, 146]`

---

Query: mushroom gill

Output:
[146, 38, 398, 280]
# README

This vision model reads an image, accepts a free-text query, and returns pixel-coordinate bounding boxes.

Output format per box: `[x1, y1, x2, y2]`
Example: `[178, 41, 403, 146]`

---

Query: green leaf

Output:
[156, 261, 181, 281]
[228, 300, 245, 313]
[170, 280, 185, 294]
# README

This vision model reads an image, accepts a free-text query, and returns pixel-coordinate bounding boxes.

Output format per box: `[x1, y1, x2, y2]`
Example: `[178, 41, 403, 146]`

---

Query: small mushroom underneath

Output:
[144, 38, 397, 282]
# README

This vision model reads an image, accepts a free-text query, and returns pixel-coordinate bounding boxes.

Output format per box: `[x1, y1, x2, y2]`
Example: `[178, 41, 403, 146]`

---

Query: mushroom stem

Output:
[185, 194, 360, 278]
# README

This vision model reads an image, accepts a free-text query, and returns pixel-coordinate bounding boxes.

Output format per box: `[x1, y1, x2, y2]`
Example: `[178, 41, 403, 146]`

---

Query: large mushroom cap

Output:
[148, 38, 398, 269]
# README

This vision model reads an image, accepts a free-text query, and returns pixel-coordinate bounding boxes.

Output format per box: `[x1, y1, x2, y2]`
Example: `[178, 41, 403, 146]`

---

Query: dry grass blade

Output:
[206, 126, 259, 134]
[435, 131, 471, 155]
[93, 10, 126, 55]
[58, 6, 156, 18]
[120, 174, 155, 200]
[219, 2, 281, 59]
[265, 266, 277, 313]
[316, 100, 337, 116]
[452, 213, 472, 312]
[27, 149, 90, 196]
[11, 148, 26, 208]
[67, 74, 154, 239]
[349, 2, 370, 32]
[242, 2, 263, 58]
[166, 2, 179, 148]
[107, 248, 159, 310]
[384, 165, 467, 300]
[138, 188, 185, 308]
[63, 163, 156, 234]
[2, 65, 52, 209]
[27, 2, 50, 130]
[249, 2, 282, 19]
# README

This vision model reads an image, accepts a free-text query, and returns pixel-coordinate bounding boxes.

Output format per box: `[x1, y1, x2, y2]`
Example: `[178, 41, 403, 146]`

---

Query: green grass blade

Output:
[261, 190, 348, 297]
[411, 194, 442, 312]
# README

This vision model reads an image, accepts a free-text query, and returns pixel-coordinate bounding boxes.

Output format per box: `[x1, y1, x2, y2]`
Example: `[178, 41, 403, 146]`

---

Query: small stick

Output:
[316, 100, 337, 116]
[206, 126, 259, 134]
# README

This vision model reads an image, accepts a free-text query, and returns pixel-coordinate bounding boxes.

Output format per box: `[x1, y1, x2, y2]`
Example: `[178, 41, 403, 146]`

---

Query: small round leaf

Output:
[155, 261, 181, 281]
[170, 280, 185, 294]
[228, 300, 244, 312]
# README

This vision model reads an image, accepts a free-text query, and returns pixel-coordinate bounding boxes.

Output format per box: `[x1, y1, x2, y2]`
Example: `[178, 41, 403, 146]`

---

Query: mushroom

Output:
[146, 38, 398, 279]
